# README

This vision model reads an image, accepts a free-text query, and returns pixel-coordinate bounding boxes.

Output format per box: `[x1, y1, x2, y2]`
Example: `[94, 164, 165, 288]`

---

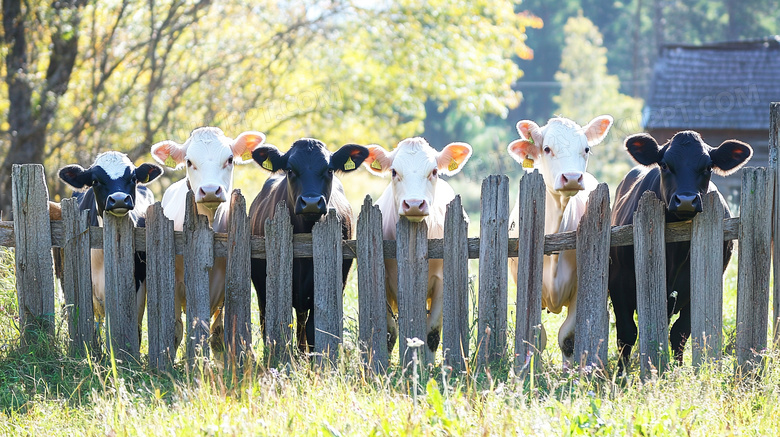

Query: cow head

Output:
[151, 127, 266, 209]
[252, 138, 369, 220]
[362, 137, 472, 222]
[59, 151, 163, 217]
[507, 116, 613, 196]
[625, 131, 752, 219]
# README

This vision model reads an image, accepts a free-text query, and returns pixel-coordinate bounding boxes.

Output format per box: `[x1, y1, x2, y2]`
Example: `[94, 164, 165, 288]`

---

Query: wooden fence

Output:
[2, 104, 780, 378]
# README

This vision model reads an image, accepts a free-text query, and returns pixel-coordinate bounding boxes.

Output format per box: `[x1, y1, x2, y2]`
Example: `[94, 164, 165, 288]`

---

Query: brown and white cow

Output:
[507, 115, 613, 365]
[151, 127, 266, 352]
[363, 137, 472, 353]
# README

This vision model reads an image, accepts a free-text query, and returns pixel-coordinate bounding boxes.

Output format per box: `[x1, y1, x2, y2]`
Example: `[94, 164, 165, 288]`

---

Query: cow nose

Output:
[196, 184, 226, 204]
[670, 194, 701, 213]
[106, 192, 134, 213]
[557, 172, 585, 191]
[401, 199, 428, 216]
[296, 195, 327, 215]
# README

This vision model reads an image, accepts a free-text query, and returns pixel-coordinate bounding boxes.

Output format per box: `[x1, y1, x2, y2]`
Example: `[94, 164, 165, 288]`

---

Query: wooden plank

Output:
[477, 174, 509, 365]
[103, 213, 139, 361]
[690, 192, 724, 367]
[264, 200, 294, 366]
[396, 216, 429, 370]
[225, 190, 253, 367]
[313, 208, 343, 364]
[574, 184, 611, 370]
[183, 191, 213, 365]
[443, 195, 469, 371]
[736, 167, 772, 369]
[770, 102, 780, 344]
[513, 171, 545, 375]
[356, 196, 388, 374]
[11, 164, 55, 341]
[145, 202, 176, 370]
[633, 191, 669, 378]
[61, 198, 94, 356]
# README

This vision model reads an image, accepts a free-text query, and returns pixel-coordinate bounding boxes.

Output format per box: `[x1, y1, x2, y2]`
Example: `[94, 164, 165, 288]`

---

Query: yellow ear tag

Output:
[164, 156, 177, 168]
[448, 159, 458, 172]
[344, 156, 356, 171]
[262, 157, 273, 171]
[370, 160, 382, 170]
[522, 157, 535, 168]
[241, 150, 252, 162]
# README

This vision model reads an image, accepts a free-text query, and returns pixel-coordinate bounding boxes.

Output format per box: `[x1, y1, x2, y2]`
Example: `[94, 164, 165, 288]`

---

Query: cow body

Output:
[363, 137, 472, 353]
[609, 131, 752, 369]
[248, 138, 368, 349]
[506, 116, 613, 365]
[151, 127, 266, 353]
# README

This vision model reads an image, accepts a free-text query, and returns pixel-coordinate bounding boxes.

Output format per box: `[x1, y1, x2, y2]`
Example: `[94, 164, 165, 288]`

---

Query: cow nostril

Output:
[215, 186, 222, 195]
[123, 195, 131, 204]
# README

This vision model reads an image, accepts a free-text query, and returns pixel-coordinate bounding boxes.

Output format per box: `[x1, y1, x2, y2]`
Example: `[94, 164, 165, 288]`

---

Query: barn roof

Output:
[643, 36, 780, 130]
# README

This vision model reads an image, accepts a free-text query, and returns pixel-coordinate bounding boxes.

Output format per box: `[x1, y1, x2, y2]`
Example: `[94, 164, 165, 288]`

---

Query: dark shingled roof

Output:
[643, 36, 780, 130]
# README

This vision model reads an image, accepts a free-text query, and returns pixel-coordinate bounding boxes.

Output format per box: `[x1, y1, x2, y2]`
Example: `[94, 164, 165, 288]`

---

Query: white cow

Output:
[363, 137, 472, 353]
[151, 127, 266, 352]
[507, 115, 613, 365]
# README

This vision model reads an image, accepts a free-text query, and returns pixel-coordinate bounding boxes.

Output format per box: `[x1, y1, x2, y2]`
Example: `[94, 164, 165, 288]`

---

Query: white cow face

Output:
[364, 137, 472, 222]
[507, 116, 613, 196]
[151, 127, 265, 209]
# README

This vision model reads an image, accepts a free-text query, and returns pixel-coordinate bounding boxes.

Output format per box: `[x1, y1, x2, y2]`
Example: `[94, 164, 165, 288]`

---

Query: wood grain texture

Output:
[11, 164, 55, 341]
[736, 167, 772, 369]
[313, 209, 343, 364]
[183, 191, 213, 365]
[103, 213, 139, 361]
[513, 171, 545, 375]
[356, 196, 388, 374]
[690, 192, 724, 367]
[770, 102, 780, 344]
[396, 217, 429, 370]
[145, 202, 176, 370]
[443, 195, 469, 371]
[574, 184, 611, 370]
[478, 175, 509, 365]
[225, 190, 253, 368]
[633, 191, 669, 378]
[61, 197, 94, 356]
[264, 200, 294, 366]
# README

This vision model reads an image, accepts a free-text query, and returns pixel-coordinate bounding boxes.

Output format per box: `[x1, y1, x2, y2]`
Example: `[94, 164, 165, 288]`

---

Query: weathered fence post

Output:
[443, 195, 469, 372]
[61, 197, 94, 356]
[145, 202, 176, 370]
[574, 183, 611, 370]
[736, 167, 772, 369]
[103, 212, 139, 361]
[264, 200, 294, 366]
[634, 192, 668, 378]
[313, 208, 343, 364]
[396, 216, 429, 370]
[513, 171, 545, 375]
[225, 190, 253, 368]
[357, 196, 388, 374]
[183, 192, 213, 365]
[770, 102, 780, 344]
[690, 192, 724, 368]
[478, 175, 509, 366]
[11, 164, 55, 342]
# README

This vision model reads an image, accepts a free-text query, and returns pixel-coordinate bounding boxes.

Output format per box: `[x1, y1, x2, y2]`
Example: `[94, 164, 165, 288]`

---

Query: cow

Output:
[150, 127, 266, 352]
[609, 130, 752, 370]
[248, 138, 369, 350]
[362, 137, 473, 353]
[58, 151, 163, 338]
[506, 115, 613, 366]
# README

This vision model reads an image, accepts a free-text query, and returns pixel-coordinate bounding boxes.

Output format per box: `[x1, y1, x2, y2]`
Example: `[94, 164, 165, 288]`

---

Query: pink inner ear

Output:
[508, 139, 539, 160]
[365, 146, 392, 173]
[232, 132, 266, 158]
[153, 141, 185, 165]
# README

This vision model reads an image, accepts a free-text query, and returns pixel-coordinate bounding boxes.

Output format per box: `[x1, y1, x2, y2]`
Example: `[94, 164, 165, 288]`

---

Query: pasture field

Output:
[0, 247, 777, 436]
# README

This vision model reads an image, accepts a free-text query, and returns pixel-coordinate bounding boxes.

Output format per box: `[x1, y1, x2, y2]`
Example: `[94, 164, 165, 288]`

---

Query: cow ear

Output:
[59, 165, 93, 190]
[625, 133, 662, 166]
[135, 163, 164, 184]
[362, 145, 393, 176]
[583, 115, 613, 146]
[507, 138, 539, 165]
[232, 131, 266, 164]
[252, 144, 286, 172]
[151, 140, 186, 170]
[331, 144, 370, 173]
[711, 139, 753, 176]
[516, 120, 543, 146]
[437, 142, 472, 176]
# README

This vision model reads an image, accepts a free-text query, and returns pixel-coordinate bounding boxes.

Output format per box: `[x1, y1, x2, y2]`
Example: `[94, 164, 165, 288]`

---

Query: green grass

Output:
[0, 247, 778, 435]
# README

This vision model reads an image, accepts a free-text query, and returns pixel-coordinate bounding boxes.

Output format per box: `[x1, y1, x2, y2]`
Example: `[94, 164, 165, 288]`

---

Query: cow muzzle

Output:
[400, 199, 428, 222]
[554, 172, 585, 192]
[669, 193, 702, 217]
[296, 195, 327, 216]
[196, 184, 227, 208]
[105, 192, 134, 216]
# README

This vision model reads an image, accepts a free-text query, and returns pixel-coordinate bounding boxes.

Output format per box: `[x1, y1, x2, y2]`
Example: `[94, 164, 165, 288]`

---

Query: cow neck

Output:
[545, 184, 574, 214]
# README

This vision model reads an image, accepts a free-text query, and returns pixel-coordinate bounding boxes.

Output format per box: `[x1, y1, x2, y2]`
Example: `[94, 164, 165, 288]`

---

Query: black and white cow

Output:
[248, 138, 369, 350]
[609, 131, 752, 369]
[59, 151, 163, 335]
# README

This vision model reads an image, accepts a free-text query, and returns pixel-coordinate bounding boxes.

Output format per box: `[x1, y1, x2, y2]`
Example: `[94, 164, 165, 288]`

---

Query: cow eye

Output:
[543, 146, 551, 154]
[227, 156, 233, 165]
[287, 169, 295, 178]
[186, 159, 193, 168]
[584, 147, 591, 154]
[431, 168, 438, 178]
[659, 162, 668, 170]
[391, 169, 397, 178]
[131, 174, 138, 184]
[705, 164, 713, 173]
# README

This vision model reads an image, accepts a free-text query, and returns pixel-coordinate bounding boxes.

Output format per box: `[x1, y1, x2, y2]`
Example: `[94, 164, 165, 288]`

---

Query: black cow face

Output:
[252, 138, 369, 220]
[59, 151, 163, 217]
[625, 131, 752, 219]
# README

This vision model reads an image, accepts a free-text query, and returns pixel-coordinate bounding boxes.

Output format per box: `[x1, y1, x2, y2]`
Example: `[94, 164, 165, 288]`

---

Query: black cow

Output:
[59, 151, 163, 337]
[248, 138, 369, 350]
[609, 131, 752, 369]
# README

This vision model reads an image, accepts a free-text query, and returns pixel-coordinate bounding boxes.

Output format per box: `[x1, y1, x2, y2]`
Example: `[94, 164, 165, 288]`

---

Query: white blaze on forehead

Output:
[94, 151, 134, 178]
[541, 118, 588, 158]
[185, 127, 232, 160]
[392, 138, 440, 172]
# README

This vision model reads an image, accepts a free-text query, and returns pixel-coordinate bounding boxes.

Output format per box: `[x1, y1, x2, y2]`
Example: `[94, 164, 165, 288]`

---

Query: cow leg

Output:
[173, 256, 186, 355]
[136, 281, 147, 345]
[559, 296, 577, 367]
[669, 305, 691, 364]
[426, 272, 443, 353]
[295, 309, 311, 352]
[251, 258, 267, 338]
